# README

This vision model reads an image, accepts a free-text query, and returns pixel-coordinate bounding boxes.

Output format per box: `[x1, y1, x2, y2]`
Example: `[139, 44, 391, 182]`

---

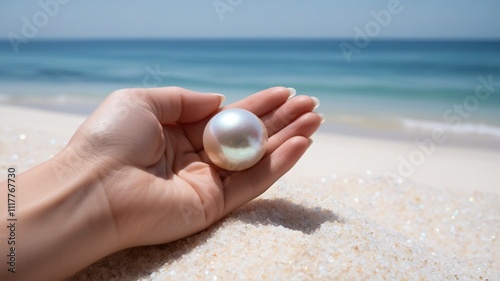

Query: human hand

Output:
[1, 86, 321, 280]
[72, 86, 322, 248]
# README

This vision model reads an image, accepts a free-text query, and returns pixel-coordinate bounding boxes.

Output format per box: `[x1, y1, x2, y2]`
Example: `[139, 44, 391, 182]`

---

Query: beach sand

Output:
[1, 105, 498, 280]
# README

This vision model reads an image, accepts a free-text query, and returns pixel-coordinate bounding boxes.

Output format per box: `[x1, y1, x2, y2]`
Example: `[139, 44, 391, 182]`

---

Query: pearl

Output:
[203, 109, 268, 171]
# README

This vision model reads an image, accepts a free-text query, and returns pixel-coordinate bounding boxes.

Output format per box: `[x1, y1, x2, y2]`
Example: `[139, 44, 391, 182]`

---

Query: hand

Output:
[1, 87, 322, 280]
[77, 86, 322, 246]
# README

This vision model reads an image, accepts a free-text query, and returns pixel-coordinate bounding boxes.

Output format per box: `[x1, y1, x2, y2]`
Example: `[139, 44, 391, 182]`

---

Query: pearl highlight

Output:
[203, 109, 268, 171]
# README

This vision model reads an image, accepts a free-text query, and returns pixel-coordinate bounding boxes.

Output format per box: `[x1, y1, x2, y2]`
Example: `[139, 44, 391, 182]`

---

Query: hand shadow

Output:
[69, 198, 340, 280]
[233, 198, 342, 235]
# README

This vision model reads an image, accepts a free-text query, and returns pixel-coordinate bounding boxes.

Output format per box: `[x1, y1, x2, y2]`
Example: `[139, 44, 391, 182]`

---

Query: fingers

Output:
[197, 111, 322, 166]
[260, 95, 318, 136]
[196, 90, 321, 164]
[215, 89, 322, 218]
[265, 112, 322, 155]
[221, 136, 311, 215]
[183, 86, 294, 152]
[141, 87, 224, 124]
[224, 86, 292, 116]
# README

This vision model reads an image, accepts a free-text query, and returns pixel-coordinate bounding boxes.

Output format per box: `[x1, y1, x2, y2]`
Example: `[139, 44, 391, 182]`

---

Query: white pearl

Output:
[203, 109, 268, 171]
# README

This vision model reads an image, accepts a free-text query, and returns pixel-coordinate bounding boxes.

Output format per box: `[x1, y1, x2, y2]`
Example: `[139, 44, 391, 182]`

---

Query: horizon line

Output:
[1, 36, 500, 42]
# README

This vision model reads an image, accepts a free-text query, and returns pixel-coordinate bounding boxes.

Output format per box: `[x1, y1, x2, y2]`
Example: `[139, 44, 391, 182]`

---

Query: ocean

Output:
[1, 39, 500, 142]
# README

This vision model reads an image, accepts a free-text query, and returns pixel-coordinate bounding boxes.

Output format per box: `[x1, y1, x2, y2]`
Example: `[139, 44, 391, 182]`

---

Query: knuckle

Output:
[165, 86, 186, 93]
[270, 114, 287, 131]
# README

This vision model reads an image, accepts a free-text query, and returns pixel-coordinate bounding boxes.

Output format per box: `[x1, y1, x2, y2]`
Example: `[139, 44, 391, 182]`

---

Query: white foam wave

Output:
[400, 118, 500, 139]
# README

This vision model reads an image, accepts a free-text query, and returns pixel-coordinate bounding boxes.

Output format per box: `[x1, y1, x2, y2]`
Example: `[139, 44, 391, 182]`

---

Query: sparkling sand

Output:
[0, 105, 498, 280]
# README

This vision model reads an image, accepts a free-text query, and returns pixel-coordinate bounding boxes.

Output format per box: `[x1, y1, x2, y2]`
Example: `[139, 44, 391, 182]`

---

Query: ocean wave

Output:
[330, 114, 500, 140]
[400, 118, 500, 139]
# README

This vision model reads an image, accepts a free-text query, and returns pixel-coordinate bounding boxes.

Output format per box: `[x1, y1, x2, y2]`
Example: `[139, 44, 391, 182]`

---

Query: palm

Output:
[79, 87, 321, 248]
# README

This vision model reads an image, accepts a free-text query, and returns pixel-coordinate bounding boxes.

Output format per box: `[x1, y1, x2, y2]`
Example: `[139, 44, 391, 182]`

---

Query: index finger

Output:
[223, 86, 293, 116]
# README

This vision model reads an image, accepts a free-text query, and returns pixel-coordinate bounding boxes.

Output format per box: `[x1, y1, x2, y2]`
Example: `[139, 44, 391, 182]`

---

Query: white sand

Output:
[286, 132, 500, 195]
[1, 105, 499, 280]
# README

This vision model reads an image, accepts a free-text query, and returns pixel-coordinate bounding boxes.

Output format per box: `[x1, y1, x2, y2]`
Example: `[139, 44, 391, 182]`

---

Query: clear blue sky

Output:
[1, 0, 499, 39]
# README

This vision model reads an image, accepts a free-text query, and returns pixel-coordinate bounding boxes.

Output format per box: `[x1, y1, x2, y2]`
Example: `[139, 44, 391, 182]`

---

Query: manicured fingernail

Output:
[311, 96, 320, 109]
[287, 87, 296, 99]
[213, 94, 226, 105]
[318, 113, 326, 123]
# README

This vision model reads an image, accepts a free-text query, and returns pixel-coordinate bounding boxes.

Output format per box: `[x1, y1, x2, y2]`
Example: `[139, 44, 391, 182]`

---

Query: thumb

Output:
[143, 87, 225, 124]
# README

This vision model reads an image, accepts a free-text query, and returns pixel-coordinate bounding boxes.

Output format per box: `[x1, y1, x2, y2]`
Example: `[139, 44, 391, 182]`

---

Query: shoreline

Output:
[0, 98, 500, 150]
[2, 103, 500, 195]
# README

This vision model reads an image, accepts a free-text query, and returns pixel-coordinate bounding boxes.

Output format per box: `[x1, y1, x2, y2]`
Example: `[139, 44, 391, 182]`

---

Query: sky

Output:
[1, 0, 500, 40]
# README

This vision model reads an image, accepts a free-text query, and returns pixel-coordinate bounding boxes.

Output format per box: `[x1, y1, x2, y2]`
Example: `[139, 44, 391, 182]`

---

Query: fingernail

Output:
[318, 113, 326, 123]
[213, 93, 226, 105]
[308, 138, 314, 147]
[311, 96, 320, 109]
[287, 87, 296, 99]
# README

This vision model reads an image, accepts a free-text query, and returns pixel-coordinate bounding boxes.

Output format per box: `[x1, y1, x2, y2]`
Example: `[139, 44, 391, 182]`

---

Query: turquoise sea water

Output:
[1, 39, 500, 140]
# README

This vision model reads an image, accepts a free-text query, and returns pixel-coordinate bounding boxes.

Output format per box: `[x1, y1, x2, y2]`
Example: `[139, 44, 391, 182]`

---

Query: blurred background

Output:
[1, 0, 499, 147]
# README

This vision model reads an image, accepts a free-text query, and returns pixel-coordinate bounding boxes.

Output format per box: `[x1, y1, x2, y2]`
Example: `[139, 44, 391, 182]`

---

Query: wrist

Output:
[2, 145, 122, 280]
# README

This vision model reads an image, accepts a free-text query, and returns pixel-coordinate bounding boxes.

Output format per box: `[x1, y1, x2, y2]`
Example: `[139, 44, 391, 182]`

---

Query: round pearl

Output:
[203, 109, 268, 171]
